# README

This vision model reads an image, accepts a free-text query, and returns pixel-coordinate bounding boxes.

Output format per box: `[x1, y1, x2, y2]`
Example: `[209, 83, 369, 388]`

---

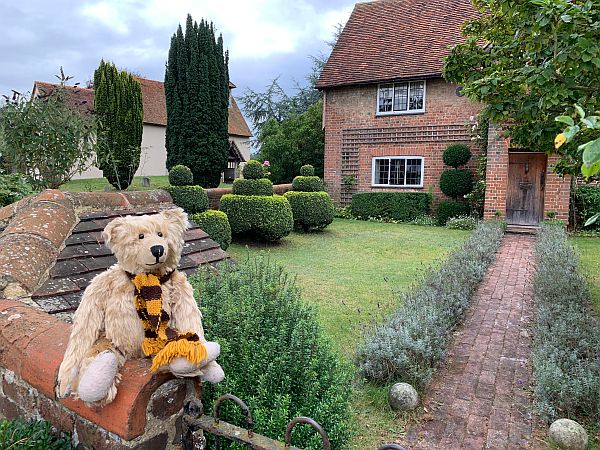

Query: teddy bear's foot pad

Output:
[78, 351, 119, 403]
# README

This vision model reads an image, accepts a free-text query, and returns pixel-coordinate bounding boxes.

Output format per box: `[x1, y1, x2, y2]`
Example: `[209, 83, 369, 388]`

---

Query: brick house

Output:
[316, 0, 571, 225]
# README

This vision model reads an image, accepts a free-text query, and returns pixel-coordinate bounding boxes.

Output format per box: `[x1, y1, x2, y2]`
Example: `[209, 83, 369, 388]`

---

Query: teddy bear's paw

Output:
[78, 351, 119, 404]
[204, 341, 220, 363]
[200, 361, 225, 384]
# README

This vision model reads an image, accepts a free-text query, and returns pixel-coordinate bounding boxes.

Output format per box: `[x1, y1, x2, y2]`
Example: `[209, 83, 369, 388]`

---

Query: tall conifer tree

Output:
[93, 60, 143, 189]
[164, 14, 229, 187]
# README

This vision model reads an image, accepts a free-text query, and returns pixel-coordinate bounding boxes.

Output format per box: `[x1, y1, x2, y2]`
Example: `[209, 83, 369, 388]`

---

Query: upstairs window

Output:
[377, 81, 425, 114]
[372, 157, 424, 187]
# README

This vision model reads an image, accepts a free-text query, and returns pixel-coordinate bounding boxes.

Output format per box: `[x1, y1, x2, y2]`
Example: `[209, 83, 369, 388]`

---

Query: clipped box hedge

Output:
[232, 178, 274, 196]
[166, 185, 208, 214]
[292, 176, 324, 192]
[189, 210, 232, 250]
[284, 191, 335, 231]
[220, 194, 293, 241]
[436, 200, 471, 225]
[350, 192, 431, 221]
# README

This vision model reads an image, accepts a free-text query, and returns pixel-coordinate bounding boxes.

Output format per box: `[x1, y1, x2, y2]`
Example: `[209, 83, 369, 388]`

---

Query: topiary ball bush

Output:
[232, 178, 273, 196]
[436, 200, 471, 225]
[220, 194, 293, 241]
[192, 257, 352, 450]
[350, 192, 431, 221]
[443, 144, 472, 168]
[292, 176, 324, 192]
[440, 169, 474, 198]
[168, 164, 194, 186]
[284, 191, 335, 231]
[166, 185, 209, 214]
[242, 160, 265, 180]
[300, 164, 315, 176]
[189, 210, 232, 250]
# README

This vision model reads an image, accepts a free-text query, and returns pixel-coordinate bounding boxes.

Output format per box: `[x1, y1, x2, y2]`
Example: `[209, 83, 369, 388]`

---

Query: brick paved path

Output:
[401, 234, 537, 450]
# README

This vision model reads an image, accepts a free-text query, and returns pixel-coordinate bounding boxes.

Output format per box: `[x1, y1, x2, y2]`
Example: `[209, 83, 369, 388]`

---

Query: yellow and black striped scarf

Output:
[128, 272, 207, 372]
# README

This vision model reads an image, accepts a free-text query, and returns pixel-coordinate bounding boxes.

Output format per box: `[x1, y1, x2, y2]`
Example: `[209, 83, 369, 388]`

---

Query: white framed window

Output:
[377, 80, 426, 115]
[372, 157, 424, 187]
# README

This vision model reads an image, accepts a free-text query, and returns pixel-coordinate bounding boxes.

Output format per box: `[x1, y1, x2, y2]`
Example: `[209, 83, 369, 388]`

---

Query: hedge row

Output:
[189, 210, 232, 250]
[436, 201, 472, 225]
[220, 194, 294, 241]
[284, 191, 335, 231]
[531, 224, 600, 424]
[350, 192, 431, 222]
[356, 221, 505, 388]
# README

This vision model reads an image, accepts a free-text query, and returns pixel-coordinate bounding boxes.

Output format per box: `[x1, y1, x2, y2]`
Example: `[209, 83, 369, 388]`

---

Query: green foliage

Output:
[436, 201, 472, 226]
[443, 144, 472, 168]
[350, 192, 431, 222]
[356, 222, 504, 388]
[220, 194, 293, 241]
[574, 185, 600, 229]
[439, 169, 473, 198]
[93, 60, 143, 190]
[166, 185, 208, 214]
[0, 72, 96, 190]
[443, 0, 600, 178]
[189, 210, 231, 250]
[0, 173, 34, 207]
[300, 164, 315, 176]
[191, 257, 352, 449]
[165, 15, 229, 187]
[0, 418, 72, 449]
[445, 215, 478, 231]
[232, 178, 273, 196]
[242, 160, 266, 180]
[532, 224, 600, 425]
[168, 164, 194, 186]
[283, 191, 335, 231]
[410, 215, 438, 227]
[257, 101, 324, 184]
[291, 176, 323, 192]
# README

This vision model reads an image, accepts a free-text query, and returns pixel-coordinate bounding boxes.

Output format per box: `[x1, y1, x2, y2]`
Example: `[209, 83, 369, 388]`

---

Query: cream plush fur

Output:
[56, 208, 224, 406]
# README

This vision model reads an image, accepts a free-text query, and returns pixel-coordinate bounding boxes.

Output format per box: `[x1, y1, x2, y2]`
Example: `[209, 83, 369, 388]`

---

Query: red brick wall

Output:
[322, 78, 483, 205]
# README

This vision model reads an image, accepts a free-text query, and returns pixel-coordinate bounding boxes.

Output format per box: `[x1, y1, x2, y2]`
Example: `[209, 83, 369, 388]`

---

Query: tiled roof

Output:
[33, 78, 253, 137]
[316, 0, 479, 88]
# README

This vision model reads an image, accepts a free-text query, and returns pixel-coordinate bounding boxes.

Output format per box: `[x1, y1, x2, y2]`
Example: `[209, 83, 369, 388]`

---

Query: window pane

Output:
[378, 84, 393, 112]
[409, 81, 424, 111]
[389, 159, 406, 185]
[405, 159, 422, 185]
[375, 159, 389, 184]
[393, 83, 408, 111]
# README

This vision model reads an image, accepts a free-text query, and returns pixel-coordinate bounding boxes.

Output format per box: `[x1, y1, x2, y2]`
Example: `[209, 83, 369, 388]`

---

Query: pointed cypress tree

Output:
[164, 14, 229, 187]
[93, 60, 143, 189]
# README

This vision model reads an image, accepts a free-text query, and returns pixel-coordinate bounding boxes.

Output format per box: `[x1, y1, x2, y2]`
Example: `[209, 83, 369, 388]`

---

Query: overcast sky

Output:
[0, 0, 354, 104]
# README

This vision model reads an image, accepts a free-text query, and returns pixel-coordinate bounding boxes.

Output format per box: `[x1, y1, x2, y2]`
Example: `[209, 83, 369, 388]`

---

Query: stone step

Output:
[506, 224, 539, 235]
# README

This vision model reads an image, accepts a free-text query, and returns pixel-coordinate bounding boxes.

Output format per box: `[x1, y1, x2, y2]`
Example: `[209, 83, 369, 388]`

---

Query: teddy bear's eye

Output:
[157, 232, 163, 237]
[139, 233, 144, 239]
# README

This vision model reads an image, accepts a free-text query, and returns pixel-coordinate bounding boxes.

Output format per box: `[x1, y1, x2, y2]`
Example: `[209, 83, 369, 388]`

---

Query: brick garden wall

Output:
[322, 78, 483, 205]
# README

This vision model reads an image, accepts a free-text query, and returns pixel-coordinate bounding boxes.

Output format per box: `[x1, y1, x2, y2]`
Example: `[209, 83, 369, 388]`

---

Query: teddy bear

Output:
[56, 208, 224, 406]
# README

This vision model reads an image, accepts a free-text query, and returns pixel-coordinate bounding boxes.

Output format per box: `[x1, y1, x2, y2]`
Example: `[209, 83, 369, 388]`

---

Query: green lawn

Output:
[227, 219, 470, 449]
[59, 176, 232, 192]
[572, 236, 600, 315]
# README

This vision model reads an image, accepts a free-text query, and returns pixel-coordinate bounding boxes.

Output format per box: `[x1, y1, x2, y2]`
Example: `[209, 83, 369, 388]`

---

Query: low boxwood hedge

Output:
[232, 178, 274, 196]
[220, 194, 293, 241]
[350, 192, 431, 221]
[166, 185, 209, 214]
[189, 210, 232, 250]
[436, 200, 471, 225]
[168, 164, 194, 186]
[291, 176, 323, 192]
[439, 169, 473, 198]
[284, 191, 335, 231]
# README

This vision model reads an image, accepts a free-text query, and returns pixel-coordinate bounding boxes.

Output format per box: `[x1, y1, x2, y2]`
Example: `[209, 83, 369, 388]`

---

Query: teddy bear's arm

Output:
[167, 271, 206, 341]
[56, 274, 107, 398]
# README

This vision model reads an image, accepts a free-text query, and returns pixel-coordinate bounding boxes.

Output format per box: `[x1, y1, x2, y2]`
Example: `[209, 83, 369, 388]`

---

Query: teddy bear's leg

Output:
[76, 338, 124, 405]
[168, 341, 223, 382]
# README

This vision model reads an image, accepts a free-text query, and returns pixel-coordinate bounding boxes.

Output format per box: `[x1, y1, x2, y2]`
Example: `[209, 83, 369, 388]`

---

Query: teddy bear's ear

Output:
[160, 208, 189, 236]
[102, 217, 130, 251]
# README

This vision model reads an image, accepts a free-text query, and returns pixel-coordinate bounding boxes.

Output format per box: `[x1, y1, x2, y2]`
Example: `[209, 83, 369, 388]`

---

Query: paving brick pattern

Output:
[402, 234, 536, 450]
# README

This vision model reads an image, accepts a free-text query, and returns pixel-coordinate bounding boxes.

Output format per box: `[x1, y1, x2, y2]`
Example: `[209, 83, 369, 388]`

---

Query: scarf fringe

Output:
[150, 340, 208, 372]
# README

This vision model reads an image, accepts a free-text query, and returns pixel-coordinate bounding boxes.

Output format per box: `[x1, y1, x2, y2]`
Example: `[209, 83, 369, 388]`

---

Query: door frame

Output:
[506, 151, 547, 226]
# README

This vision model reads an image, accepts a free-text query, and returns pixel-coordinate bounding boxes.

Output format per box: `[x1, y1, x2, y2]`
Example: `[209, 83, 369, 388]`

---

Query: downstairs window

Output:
[372, 157, 424, 187]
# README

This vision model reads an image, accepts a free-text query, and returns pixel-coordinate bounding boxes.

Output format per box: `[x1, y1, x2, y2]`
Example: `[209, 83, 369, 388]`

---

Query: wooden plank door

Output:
[506, 153, 546, 225]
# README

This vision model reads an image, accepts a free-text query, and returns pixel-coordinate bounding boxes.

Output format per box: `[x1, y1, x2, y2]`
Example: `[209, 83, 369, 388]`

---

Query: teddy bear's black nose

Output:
[150, 245, 164, 259]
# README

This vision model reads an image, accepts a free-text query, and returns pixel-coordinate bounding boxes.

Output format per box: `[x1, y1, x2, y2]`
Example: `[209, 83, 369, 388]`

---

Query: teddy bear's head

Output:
[102, 208, 189, 275]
